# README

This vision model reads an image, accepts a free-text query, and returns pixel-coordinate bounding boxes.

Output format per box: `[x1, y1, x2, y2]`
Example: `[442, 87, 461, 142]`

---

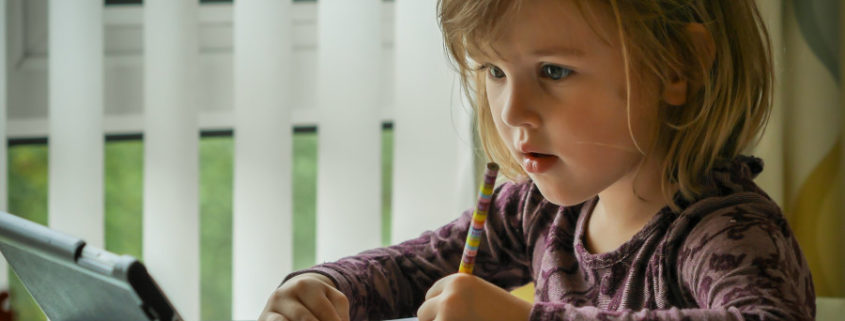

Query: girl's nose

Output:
[500, 80, 541, 129]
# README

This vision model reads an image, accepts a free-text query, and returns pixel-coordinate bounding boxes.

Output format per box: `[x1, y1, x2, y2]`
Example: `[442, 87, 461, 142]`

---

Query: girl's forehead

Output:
[469, 0, 617, 61]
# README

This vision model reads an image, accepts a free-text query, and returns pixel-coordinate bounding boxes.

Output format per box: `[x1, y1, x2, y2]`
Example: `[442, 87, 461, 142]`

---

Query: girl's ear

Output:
[662, 23, 715, 106]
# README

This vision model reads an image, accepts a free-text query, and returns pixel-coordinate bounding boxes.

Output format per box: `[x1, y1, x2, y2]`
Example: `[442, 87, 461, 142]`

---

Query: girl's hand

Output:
[259, 273, 351, 321]
[417, 273, 532, 321]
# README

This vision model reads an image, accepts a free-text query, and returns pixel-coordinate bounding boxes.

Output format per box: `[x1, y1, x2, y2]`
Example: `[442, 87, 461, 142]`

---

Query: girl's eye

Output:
[541, 64, 572, 80]
[487, 65, 506, 79]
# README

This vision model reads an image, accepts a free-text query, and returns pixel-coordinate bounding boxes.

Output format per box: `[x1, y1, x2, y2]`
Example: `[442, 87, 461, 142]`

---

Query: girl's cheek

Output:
[487, 98, 505, 127]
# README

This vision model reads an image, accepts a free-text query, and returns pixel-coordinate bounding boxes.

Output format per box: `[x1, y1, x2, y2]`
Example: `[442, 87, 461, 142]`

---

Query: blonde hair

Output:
[438, 0, 773, 211]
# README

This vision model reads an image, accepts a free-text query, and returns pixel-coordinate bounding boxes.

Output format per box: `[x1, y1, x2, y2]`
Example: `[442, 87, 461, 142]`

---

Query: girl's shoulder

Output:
[676, 154, 780, 223]
[665, 155, 797, 262]
[664, 158, 814, 319]
[663, 155, 792, 256]
[683, 154, 771, 206]
[675, 192, 787, 247]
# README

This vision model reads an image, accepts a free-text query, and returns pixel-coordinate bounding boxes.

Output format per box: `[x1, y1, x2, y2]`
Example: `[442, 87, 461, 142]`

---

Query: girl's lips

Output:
[522, 152, 557, 173]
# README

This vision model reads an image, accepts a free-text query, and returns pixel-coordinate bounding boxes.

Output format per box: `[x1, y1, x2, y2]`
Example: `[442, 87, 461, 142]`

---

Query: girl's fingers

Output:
[263, 301, 316, 321]
[325, 287, 351, 321]
[260, 312, 290, 321]
[425, 274, 451, 300]
[299, 291, 343, 321]
[281, 302, 323, 321]
[416, 296, 439, 321]
[262, 292, 322, 321]
[260, 275, 347, 321]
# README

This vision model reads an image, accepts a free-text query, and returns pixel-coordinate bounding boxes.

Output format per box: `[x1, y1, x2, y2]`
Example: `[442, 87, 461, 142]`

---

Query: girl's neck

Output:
[586, 155, 675, 254]
[596, 154, 671, 223]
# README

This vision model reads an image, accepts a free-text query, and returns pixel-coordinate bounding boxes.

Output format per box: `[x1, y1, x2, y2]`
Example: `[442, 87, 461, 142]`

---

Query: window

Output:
[5, 125, 394, 320]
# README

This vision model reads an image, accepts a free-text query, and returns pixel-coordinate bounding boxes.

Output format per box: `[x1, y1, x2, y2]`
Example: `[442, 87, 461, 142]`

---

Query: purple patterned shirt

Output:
[286, 156, 815, 320]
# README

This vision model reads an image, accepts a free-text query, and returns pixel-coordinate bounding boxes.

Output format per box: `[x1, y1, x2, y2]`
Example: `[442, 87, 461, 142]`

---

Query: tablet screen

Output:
[0, 212, 181, 321]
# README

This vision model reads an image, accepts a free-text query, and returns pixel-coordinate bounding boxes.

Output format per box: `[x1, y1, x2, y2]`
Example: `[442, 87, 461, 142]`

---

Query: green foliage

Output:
[381, 130, 394, 246]
[199, 137, 234, 321]
[293, 133, 318, 270]
[7, 144, 49, 321]
[105, 140, 144, 260]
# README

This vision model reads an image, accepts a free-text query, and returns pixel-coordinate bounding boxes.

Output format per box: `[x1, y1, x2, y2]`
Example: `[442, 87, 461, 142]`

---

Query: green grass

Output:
[5, 128, 394, 320]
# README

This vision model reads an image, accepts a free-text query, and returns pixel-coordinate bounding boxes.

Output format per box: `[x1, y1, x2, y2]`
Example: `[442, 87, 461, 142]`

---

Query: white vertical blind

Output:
[142, 1, 200, 320]
[391, 0, 475, 243]
[316, 0, 383, 262]
[46, 0, 104, 248]
[232, 0, 293, 318]
[0, 0, 7, 291]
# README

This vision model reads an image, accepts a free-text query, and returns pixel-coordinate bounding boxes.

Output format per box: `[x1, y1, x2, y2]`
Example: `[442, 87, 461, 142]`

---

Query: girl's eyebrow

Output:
[531, 46, 585, 57]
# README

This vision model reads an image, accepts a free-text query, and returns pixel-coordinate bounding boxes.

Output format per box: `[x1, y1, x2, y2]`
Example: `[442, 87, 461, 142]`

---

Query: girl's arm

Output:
[283, 181, 543, 321]
[530, 198, 815, 321]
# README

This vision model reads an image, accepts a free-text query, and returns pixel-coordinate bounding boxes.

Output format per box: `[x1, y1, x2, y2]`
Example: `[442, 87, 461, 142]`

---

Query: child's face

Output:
[481, 0, 663, 206]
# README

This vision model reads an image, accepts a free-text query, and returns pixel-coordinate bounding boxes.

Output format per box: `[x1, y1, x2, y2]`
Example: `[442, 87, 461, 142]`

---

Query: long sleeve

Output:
[284, 182, 539, 321]
[529, 195, 815, 321]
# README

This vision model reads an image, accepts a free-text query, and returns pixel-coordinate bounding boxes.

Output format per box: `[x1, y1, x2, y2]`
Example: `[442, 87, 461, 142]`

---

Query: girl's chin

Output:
[531, 180, 594, 207]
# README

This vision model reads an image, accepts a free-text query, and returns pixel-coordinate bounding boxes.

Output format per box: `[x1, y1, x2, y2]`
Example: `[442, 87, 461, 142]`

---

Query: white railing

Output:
[1, 1, 476, 320]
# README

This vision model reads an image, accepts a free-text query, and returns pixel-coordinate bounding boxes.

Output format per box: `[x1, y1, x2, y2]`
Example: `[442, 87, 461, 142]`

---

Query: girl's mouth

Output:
[522, 152, 557, 174]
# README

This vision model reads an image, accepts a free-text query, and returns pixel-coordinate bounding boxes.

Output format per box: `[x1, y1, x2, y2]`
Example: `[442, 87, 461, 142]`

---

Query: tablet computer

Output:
[0, 211, 182, 321]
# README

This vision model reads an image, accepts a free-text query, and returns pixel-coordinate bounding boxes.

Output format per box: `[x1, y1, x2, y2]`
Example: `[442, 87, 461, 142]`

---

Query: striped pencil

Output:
[458, 162, 499, 274]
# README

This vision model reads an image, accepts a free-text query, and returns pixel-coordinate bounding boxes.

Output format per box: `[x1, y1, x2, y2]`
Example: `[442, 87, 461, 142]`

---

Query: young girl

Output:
[260, 0, 815, 320]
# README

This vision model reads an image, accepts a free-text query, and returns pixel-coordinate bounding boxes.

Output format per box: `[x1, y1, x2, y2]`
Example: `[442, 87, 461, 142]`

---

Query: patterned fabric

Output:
[285, 156, 815, 320]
